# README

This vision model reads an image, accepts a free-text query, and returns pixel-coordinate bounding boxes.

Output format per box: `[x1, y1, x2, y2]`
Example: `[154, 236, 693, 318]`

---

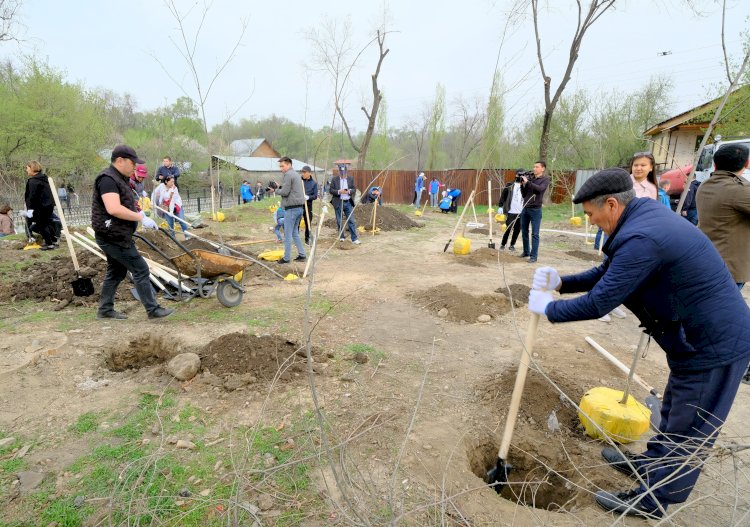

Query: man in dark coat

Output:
[300, 166, 318, 245]
[528, 168, 750, 519]
[328, 166, 360, 244]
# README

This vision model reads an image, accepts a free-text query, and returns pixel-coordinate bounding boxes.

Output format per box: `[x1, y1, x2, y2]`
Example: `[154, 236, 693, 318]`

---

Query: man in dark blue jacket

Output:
[528, 168, 750, 519]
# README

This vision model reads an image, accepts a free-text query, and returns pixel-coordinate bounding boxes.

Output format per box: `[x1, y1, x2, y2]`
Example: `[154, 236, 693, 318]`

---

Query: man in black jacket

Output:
[519, 161, 550, 263]
[92, 145, 173, 321]
[300, 166, 318, 245]
[329, 166, 360, 244]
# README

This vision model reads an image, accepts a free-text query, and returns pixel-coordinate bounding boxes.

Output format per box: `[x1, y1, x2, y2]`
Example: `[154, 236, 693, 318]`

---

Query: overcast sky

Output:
[4, 0, 749, 134]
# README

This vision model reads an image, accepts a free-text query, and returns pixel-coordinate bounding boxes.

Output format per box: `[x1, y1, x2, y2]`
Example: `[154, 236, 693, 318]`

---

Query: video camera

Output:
[515, 170, 533, 183]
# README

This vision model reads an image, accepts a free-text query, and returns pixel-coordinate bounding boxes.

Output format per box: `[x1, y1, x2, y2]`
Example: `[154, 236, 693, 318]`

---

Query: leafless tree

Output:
[0, 0, 23, 43]
[529, 0, 616, 162]
[448, 95, 487, 169]
[309, 19, 390, 168]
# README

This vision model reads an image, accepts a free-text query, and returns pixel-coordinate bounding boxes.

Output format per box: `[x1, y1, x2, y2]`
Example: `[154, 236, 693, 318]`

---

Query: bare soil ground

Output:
[1, 202, 749, 526]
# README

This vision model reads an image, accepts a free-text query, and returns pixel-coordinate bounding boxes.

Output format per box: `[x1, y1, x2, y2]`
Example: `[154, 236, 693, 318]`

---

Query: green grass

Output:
[345, 343, 385, 362]
[69, 412, 100, 435]
[40, 497, 94, 527]
[0, 458, 26, 474]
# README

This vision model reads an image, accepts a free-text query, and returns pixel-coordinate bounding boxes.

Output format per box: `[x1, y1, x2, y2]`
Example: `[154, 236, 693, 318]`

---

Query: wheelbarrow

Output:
[134, 229, 249, 307]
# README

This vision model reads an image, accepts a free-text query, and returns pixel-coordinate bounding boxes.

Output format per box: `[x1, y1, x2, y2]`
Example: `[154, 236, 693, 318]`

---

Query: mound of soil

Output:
[105, 334, 176, 371]
[412, 283, 510, 322]
[467, 370, 619, 511]
[495, 283, 531, 305]
[324, 203, 422, 232]
[453, 247, 522, 267]
[566, 249, 602, 261]
[6, 250, 116, 304]
[200, 332, 328, 390]
[135, 231, 217, 260]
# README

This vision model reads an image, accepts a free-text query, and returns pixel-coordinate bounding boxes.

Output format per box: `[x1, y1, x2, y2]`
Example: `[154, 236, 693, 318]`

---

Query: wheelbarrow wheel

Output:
[217, 280, 243, 308]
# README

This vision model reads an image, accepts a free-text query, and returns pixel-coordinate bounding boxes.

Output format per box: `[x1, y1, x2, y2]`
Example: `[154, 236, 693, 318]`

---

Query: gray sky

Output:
[4, 0, 749, 133]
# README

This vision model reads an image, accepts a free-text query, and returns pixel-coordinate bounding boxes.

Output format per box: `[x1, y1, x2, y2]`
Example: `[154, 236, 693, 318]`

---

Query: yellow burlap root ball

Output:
[579, 386, 651, 444]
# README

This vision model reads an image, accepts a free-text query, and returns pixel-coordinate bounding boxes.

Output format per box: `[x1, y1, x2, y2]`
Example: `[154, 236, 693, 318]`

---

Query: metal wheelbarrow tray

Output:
[134, 228, 249, 307]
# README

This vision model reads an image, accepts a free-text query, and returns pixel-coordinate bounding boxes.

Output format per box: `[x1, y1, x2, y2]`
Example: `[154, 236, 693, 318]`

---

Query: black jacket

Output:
[92, 166, 139, 247]
[521, 174, 550, 209]
[24, 173, 54, 211]
[329, 175, 356, 208]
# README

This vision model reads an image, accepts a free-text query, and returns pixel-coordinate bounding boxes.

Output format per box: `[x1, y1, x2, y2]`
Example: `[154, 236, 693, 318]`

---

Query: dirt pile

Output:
[566, 249, 603, 262]
[412, 283, 510, 322]
[7, 250, 114, 304]
[453, 247, 521, 267]
[324, 203, 422, 231]
[105, 334, 176, 371]
[135, 231, 216, 260]
[495, 283, 531, 305]
[200, 332, 328, 390]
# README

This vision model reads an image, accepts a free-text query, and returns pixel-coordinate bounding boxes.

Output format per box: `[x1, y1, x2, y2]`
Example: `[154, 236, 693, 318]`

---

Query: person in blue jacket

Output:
[240, 180, 254, 203]
[657, 179, 671, 209]
[528, 168, 750, 519]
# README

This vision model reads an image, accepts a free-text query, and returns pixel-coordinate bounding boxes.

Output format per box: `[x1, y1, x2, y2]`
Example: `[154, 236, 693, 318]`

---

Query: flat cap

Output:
[573, 168, 633, 204]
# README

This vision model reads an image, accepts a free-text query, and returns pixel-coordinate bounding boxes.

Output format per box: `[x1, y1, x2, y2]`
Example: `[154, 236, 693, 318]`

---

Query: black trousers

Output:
[96, 238, 158, 315]
[303, 199, 315, 243]
[30, 206, 57, 245]
[501, 212, 521, 247]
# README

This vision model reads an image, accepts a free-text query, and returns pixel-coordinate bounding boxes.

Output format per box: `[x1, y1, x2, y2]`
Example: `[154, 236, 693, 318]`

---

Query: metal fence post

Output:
[197, 197, 201, 213]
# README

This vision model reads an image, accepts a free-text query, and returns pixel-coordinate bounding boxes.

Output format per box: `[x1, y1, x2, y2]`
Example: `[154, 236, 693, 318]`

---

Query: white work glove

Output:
[25, 209, 33, 218]
[532, 266, 561, 291]
[529, 289, 554, 317]
[142, 191, 148, 197]
[497, 207, 503, 214]
[304, 194, 309, 200]
[141, 215, 158, 230]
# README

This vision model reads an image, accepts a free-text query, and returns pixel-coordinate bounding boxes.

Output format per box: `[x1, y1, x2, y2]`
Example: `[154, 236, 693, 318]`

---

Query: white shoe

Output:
[338, 237, 345, 242]
[610, 307, 627, 319]
[352, 239, 361, 245]
[598, 314, 611, 323]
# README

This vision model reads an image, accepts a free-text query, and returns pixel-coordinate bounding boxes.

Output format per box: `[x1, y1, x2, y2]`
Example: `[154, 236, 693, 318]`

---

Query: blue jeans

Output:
[334, 200, 358, 241]
[430, 192, 438, 207]
[520, 207, 542, 259]
[166, 208, 189, 236]
[684, 209, 698, 226]
[283, 206, 305, 261]
[274, 219, 284, 241]
[96, 238, 159, 315]
[414, 189, 424, 206]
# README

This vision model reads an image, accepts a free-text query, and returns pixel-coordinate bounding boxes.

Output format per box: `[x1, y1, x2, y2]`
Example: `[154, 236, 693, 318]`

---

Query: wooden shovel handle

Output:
[498, 313, 540, 460]
[47, 176, 80, 273]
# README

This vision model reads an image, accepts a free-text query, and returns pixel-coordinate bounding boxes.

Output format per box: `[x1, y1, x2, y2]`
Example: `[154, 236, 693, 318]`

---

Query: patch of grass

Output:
[57, 311, 96, 332]
[69, 412, 100, 435]
[41, 497, 93, 526]
[0, 458, 26, 473]
[345, 343, 385, 361]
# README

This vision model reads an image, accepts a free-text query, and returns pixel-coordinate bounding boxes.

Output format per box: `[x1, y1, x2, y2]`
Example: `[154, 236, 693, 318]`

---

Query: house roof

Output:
[645, 85, 750, 136]
[213, 155, 324, 173]
[229, 138, 278, 156]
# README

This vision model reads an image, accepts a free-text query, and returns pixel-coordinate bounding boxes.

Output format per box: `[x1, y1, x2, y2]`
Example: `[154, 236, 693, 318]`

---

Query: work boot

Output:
[97, 310, 128, 320]
[519, 252, 530, 258]
[595, 489, 663, 519]
[601, 447, 646, 478]
[294, 255, 306, 262]
[148, 307, 174, 320]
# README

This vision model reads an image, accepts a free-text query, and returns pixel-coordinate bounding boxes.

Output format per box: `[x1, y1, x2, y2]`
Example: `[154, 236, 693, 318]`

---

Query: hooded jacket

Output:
[546, 197, 750, 373]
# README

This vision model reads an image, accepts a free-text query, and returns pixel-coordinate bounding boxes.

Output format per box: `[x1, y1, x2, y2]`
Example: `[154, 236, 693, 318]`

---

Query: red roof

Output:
[334, 159, 353, 165]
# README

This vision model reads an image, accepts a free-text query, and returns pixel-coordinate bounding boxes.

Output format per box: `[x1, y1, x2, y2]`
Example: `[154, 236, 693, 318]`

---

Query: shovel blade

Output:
[486, 458, 512, 494]
[71, 277, 95, 297]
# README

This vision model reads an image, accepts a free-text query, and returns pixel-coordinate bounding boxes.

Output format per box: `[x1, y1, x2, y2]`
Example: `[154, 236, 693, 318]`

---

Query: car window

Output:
[696, 146, 713, 171]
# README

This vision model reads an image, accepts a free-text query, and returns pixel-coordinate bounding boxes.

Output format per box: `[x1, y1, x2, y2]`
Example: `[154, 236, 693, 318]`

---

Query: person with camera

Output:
[329, 164, 360, 244]
[518, 161, 550, 263]
[498, 169, 525, 250]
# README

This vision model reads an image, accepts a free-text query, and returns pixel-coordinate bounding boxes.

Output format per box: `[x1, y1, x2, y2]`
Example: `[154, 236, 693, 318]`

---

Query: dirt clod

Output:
[413, 284, 510, 322]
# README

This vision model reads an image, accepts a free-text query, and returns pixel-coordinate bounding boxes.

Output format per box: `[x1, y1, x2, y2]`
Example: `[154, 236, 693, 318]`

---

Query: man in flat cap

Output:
[525, 168, 750, 519]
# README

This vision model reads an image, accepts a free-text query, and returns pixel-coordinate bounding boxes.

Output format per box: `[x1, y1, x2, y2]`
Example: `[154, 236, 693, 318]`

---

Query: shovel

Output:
[48, 176, 94, 296]
[487, 310, 541, 492]
[487, 180, 495, 249]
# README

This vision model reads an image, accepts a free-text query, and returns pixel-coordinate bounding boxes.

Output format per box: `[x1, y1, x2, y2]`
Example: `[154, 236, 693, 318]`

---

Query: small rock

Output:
[576, 348, 585, 353]
[199, 489, 211, 497]
[477, 314, 491, 323]
[16, 471, 45, 492]
[257, 494, 274, 511]
[151, 424, 160, 435]
[167, 353, 201, 381]
[73, 495, 85, 508]
[422, 444, 433, 450]
[352, 352, 368, 364]
[340, 374, 356, 383]
[532, 352, 539, 358]
[437, 308, 449, 318]
[178, 488, 191, 497]
[263, 452, 276, 468]
[15, 444, 31, 458]
[0, 437, 16, 449]
[175, 440, 196, 450]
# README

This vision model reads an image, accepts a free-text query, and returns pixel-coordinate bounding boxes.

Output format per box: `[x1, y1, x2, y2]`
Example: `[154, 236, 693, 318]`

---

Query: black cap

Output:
[301, 165, 312, 173]
[573, 168, 633, 204]
[111, 144, 145, 164]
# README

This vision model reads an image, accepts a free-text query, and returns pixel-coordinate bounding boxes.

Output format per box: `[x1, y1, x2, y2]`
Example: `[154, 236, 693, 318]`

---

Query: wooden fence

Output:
[342, 169, 576, 206]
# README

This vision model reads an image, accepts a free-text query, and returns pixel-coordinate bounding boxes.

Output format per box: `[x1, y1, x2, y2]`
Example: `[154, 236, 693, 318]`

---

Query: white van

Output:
[694, 136, 750, 182]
